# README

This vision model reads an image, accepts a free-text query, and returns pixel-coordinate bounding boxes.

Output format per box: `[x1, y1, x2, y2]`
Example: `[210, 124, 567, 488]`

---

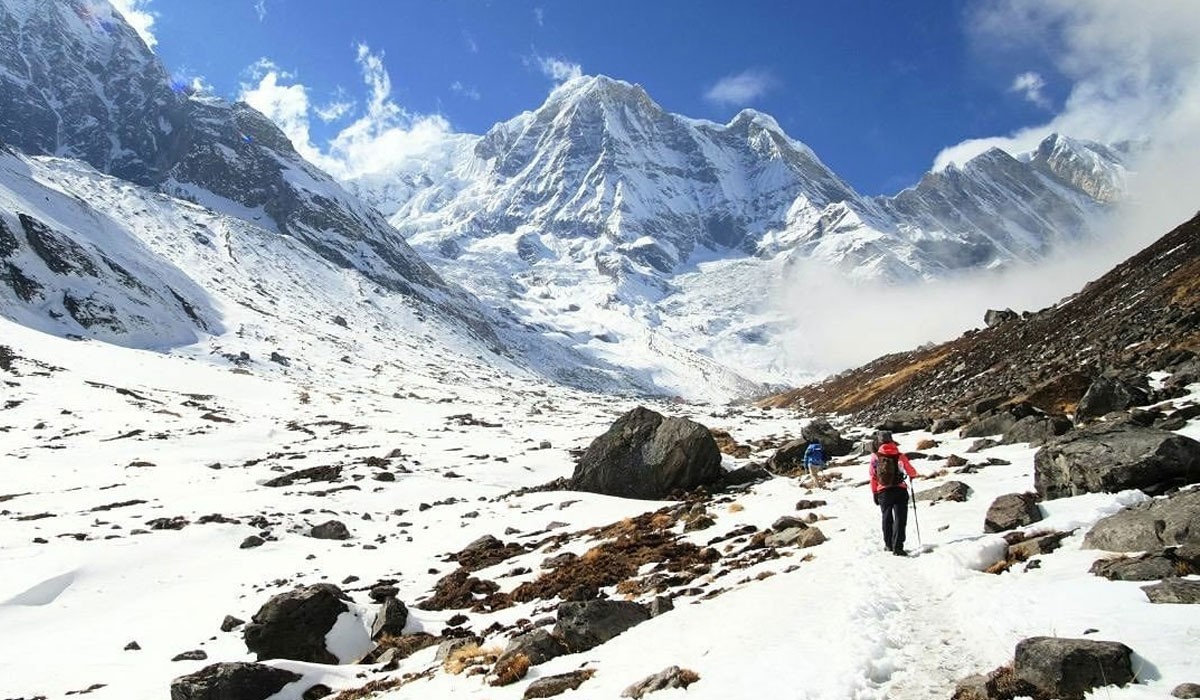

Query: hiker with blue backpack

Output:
[803, 439, 826, 488]
[869, 432, 920, 556]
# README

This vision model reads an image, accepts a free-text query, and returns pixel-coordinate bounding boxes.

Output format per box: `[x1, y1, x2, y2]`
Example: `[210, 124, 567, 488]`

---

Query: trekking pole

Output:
[909, 476, 923, 549]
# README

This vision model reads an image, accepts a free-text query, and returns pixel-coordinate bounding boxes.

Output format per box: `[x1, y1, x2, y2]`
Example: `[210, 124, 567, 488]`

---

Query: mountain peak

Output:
[548, 74, 659, 111]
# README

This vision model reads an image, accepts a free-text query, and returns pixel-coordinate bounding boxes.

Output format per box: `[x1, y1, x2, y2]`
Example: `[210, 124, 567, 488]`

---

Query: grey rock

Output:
[1090, 546, 1200, 581]
[523, 670, 595, 699]
[1002, 413, 1073, 446]
[240, 536, 265, 549]
[172, 649, 208, 662]
[220, 615, 245, 632]
[243, 583, 350, 664]
[1173, 682, 1200, 698]
[1076, 375, 1149, 424]
[930, 417, 962, 434]
[801, 417, 855, 456]
[1141, 578, 1200, 604]
[170, 662, 301, 700]
[1014, 636, 1135, 700]
[771, 516, 809, 531]
[984, 493, 1043, 533]
[647, 595, 674, 617]
[985, 308, 1018, 327]
[370, 597, 409, 640]
[766, 526, 826, 549]
[915, 481, 972, 503]
[621, 666, 700, 698]
[309, 520, 351, 540]
[555, 599, 651, 652]
[875, 411, 931, 433]
[1034, 422, 1200, 500]
[1083, 489, 1200, 551]
[570, 407, 723, 499]
[494, 628, 568, 668]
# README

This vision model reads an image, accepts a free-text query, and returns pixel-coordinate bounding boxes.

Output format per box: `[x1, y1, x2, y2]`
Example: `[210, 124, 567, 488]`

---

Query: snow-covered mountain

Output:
[345, 75, 1127, 385]
[0, 0, 493, 343]
[0, 0, 770, 399]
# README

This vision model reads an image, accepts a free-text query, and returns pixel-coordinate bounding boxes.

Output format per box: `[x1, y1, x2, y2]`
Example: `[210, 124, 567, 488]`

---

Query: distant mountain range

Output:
[0, 0, 1137, 397]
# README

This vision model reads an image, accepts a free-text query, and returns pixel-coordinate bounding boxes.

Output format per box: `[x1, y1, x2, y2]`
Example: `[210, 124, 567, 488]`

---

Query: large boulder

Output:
[1082, 489, 1200, 552]
[494, 628, 569, 668]
[1090, 546, 1200, 580]
[1033, 422, 1200, 500]
[875, 411, 931, 434]
[570, 407, 723, 500]
[370, 597, 408, 640]
[1141, 578, 1200, 604]
[960, 403, 1040, 439]
[1075, 375, 1149, 424]
[800, 417, 854, 456]
[984, 493, 1043, 533]
[243, 584, 351, 664]
[1014, 636, 1135, 700]
[1001, 413, 1073, 447]
[554, 599, 651, 652]
[915, 481, 971, 503]
[170, 662, 301, 700]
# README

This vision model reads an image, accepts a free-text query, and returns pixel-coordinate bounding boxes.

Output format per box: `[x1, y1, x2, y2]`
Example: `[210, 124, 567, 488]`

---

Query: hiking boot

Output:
[892, 549, 908, 557]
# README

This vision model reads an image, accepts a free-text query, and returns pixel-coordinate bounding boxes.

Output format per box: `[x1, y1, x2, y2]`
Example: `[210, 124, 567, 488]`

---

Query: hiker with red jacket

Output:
[870, 434, 920, 556]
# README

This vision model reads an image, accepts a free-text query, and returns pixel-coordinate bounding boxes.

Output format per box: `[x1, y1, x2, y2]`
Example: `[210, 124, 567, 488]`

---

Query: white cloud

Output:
[704, 69, 774, 106]
[254, 0, 267, 22]
[1010, 71, 1050, 108]
[450, 81, 481, 101]
[534, 7, 544, 27]
[239, 46, 454, 180]
[108, 0, 157, 48]
[314, 98, 353, 122]
[462, 30, 479, 54]
[535, 56, 583, 83]
[932, 0, 1200, 261]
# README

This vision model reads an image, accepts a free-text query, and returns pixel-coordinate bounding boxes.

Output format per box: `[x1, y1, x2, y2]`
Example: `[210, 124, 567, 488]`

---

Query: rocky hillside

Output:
[771, 212, 1200, 425]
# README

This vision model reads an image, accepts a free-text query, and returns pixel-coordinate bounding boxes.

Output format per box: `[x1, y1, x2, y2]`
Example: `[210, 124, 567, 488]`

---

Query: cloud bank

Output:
[239, 45, 454, 180]
[782, 1, 1200, 376]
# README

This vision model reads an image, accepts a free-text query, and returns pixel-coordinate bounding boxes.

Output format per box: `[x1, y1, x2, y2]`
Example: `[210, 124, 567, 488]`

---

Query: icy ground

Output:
[1, 318, 1198, 700]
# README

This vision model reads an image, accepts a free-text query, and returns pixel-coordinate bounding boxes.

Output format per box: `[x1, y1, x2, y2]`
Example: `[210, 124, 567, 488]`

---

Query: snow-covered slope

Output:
[1, 316, 1197, 700]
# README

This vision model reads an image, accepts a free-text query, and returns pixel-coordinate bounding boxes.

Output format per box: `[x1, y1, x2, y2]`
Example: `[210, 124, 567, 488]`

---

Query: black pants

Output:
[878, 488, 909, 552]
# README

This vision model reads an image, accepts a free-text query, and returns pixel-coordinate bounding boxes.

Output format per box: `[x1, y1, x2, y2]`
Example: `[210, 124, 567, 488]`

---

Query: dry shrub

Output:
[916, 438, 938, 450]
[331, 678, 404, 700]
[374, 632, 440, 659]
[985, 559, 1012, 575]
[926, 468, 949, 478]
[489, 652, 530, 686]
[444, 643, 501, 675]
[677, 668, 701, 687]
[650, 512, 675, 530]
[727, 503, 745, 513]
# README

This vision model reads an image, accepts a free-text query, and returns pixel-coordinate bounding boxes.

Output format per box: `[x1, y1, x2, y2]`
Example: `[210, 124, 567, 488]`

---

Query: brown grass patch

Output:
[510, 510, 719, 603]
[727, 503, 744, 513]
[489, 652, 530, 686]
[445, 643, 501, 674]
[825, 350, 952, 412]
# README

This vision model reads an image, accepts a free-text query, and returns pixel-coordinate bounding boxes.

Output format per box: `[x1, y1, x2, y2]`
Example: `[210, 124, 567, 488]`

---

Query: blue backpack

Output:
[804, 442, 826, 467]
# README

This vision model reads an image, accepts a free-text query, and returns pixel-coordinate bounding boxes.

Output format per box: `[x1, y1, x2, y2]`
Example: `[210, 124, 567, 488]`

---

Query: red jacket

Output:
[869, 442, 918, 493]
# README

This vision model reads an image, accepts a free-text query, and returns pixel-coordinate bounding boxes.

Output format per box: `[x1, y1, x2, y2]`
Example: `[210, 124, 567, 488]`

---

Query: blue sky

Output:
[112, 1, 1200, 199]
